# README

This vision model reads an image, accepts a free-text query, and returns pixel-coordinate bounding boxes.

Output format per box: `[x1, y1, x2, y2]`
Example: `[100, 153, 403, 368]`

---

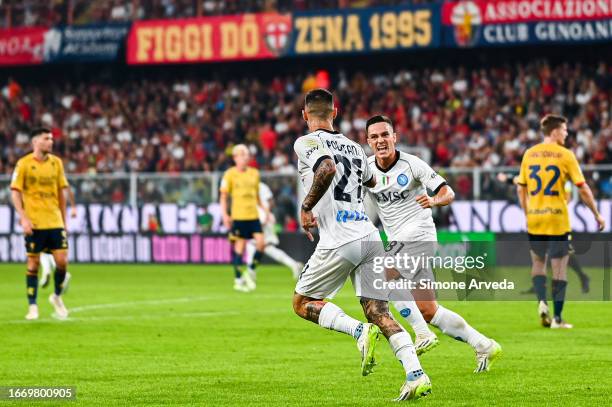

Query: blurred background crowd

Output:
[1, 0, 440, 28]
[1, 61, 610, 174]
[1, 58, 610, 230]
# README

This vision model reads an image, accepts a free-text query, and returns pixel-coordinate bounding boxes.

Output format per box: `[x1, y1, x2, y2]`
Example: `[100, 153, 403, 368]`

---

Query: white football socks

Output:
[40, 253, 55, 280]
[318, 302, 363, 339]
[388, 331, 422, 375]
[265, 246, 300, 271]
[393, 301, 432, 337]
[430, 305, 490, 353]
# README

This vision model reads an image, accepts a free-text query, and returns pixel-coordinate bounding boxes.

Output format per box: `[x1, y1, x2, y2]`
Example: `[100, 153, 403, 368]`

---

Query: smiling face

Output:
[367, 121, 396, 160]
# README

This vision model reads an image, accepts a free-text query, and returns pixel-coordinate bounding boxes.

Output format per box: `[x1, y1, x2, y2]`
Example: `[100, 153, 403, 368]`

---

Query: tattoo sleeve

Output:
[360, 297, 404, 339]
[305, 301, 326, 323]
[301, 158, 336, 211]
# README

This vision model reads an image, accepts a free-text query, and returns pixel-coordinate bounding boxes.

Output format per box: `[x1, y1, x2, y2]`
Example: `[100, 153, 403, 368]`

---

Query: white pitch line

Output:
[69, 296, 208, 313]
[1, 293, 291, 324]
[69, 293, 285, 313]
[3, 309, 287, 324]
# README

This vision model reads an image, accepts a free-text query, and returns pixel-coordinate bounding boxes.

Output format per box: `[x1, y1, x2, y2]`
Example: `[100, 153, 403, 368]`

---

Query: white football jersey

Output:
[257, 182, 273, 222]
[367, 151, 447, 240]
[294, 129, 377, 249]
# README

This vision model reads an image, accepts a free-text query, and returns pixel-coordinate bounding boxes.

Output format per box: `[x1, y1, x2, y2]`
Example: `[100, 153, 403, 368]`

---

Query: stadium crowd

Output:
[1, 61, 610, 174]
[0, 59, 610, 228]
[1, 0, 440, 28]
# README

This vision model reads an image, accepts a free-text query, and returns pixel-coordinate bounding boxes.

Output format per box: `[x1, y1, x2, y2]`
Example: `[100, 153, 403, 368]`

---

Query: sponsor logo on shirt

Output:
[336, 209, 369, 223]
[375, 190, 410, 203]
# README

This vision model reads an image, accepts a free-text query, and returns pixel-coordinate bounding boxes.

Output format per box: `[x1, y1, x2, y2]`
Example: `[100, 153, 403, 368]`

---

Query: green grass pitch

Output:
[0, 264, 611, 406]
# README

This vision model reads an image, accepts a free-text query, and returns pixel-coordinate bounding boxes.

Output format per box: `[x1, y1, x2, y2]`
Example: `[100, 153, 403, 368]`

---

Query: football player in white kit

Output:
[365, 115, 502, 373]
[293, 90, 431, 400]
[244, 182, 304, 287]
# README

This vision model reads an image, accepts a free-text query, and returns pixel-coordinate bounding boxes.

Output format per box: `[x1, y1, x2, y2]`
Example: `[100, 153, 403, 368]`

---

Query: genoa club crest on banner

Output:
[262, 14, 292, 56]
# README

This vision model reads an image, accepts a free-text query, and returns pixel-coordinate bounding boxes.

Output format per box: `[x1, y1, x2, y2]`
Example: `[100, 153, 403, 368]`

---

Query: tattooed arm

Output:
[301, 158, 336, 211]
[300, 157, 336, 241]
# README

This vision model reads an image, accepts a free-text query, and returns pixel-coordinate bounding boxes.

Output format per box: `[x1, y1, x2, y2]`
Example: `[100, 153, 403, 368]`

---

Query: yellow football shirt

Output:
[10, 153, 69, 229]
[220, 167, 260, 220]
[517, 142, 585, 235]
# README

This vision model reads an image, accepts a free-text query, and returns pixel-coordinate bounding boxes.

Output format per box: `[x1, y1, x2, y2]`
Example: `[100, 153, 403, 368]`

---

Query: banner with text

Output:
[0, 27, 48, 65]
[1, 201, 611, 236]
[126, 13, 291, 64]
[45, 24, 130, 62]
[442, 0, 612, 47]
[291, 4, 440, 56]
[0, 233, 233, 263]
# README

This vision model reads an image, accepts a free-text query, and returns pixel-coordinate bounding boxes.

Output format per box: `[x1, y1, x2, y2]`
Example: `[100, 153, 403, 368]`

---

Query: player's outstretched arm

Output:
[415, 185, 455, 209]
[578, 183, 605, 231]
[300, 157, 336, 241]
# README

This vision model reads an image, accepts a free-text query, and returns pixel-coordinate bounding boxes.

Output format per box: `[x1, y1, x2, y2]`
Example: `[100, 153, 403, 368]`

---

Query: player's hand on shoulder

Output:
[415, 194, 435, 209]
[300, 209, 317, 242]
[20, 217, 34, 236]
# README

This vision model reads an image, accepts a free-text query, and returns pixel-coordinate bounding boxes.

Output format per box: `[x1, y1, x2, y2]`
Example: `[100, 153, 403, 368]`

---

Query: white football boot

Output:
[415, 331, 439, 356]
[395, 371, 432, 401]
[356, 323, 381, 376]
[49, 294, 69, 320]
[474, 339, 502, 373]
[551, 319, 573, 329]
[538, 301, 552, 328]
[25, 304, 39, 320]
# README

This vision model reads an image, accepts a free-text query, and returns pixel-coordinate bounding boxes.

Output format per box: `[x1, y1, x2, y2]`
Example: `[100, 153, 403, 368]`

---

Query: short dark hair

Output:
[304, 88, 334, 119]
[540, 114, 567, 136]
[30, 127, 51, 139]
[366, 115, 393, 133]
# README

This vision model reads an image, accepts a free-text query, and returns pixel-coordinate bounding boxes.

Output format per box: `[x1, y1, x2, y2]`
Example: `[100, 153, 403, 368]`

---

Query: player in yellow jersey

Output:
[10, 128, 71, 320]
[39, 185, 77, 291]
[220, 144, 269, 292]
[517, 115, 604, 329]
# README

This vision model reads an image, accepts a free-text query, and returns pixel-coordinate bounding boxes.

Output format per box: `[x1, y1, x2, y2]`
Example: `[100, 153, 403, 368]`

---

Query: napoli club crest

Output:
[397, 174, 409, 186]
